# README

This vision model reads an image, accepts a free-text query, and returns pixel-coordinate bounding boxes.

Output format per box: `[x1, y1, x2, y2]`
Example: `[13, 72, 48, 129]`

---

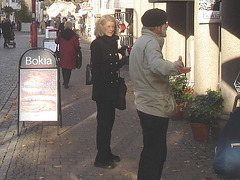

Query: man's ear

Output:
[155, 26, 162, 32]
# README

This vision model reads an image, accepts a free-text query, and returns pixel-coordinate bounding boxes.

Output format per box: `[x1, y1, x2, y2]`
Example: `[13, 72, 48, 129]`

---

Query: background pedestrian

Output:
[55, 21, 80, 88]
[58, 17, 67, 34]
[2, 17, 12, 47]
[55, 17, 61, 30]
[39, 20, 46, 34]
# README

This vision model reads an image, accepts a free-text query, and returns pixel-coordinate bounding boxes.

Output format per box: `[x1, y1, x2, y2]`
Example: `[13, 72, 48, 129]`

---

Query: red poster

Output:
[19, 69, 58, 121]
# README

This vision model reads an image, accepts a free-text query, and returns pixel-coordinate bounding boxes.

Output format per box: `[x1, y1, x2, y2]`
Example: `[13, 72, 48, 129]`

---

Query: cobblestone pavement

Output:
[0, 31, 225, 180]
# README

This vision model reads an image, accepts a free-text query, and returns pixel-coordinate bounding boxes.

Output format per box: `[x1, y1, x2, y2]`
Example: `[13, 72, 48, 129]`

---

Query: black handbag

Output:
[86, 62, 93, 85]
[115, 71, 127, 110]
[76, 47, 82, 69]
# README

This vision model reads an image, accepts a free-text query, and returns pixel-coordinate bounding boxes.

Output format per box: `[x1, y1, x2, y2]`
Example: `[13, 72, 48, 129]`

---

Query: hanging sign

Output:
[82, 2, 92, 11]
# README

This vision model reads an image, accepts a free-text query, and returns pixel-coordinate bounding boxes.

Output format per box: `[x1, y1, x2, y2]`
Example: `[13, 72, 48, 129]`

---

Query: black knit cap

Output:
[141, 8, 168, 27]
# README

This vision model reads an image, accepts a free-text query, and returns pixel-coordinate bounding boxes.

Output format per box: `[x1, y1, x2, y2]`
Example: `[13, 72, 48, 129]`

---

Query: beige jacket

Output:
[129, 28, 179, 118]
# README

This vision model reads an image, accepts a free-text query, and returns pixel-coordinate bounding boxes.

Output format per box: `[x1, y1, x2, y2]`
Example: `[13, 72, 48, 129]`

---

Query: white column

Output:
[194, 0, 220, 94]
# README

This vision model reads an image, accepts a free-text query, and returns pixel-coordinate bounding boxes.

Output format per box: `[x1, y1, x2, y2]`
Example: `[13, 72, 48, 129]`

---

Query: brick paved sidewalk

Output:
[0, 34, 224, 180]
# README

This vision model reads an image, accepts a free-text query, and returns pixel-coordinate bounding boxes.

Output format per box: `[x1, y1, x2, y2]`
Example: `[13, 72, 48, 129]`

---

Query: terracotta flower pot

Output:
[171, 103, 184, 121]
[190, 123, 210, 141]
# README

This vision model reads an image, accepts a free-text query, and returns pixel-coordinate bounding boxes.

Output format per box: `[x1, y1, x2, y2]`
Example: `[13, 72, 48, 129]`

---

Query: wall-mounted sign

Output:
[82, 2, 92, 11]
[198, 0, 222, 23]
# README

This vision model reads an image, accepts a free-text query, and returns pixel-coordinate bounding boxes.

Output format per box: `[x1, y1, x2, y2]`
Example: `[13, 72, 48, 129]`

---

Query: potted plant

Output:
[16, 0, 32, 32]
[3, 6, 14, 17]
[184, 90, 224, 141]
[170, 75, 193, 120]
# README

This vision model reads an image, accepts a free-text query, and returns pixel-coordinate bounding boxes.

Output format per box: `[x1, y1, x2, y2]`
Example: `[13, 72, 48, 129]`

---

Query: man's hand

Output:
[177, 56, 191, 74]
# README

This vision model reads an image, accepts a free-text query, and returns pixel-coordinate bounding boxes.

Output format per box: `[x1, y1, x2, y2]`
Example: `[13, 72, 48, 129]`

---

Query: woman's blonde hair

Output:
[94, 15, 119, 37]
[64, 21, 73, 30]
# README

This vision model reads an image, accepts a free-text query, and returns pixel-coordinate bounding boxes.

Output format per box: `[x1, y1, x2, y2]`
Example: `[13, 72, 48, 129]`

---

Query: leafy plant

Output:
[184, 90, 224, 128]
[170, 75, 192, 104]
[3, 6, 14, 16]
[16, 0, 32, 23]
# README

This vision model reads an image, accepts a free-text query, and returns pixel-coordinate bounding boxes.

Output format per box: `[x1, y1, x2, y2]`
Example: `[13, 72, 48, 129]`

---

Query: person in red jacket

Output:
[55, 21, 80, 88]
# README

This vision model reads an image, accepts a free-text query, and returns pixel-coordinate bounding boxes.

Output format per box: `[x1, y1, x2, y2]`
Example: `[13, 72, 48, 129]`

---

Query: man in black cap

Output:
[129, 9, 191, 180]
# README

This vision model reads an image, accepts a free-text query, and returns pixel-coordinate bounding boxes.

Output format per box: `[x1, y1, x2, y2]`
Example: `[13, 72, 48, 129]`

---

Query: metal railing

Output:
[119, 35, 133, 47]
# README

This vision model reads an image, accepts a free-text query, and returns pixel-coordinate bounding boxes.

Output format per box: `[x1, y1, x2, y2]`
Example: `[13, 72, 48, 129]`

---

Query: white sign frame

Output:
[44, 40, 57, 52]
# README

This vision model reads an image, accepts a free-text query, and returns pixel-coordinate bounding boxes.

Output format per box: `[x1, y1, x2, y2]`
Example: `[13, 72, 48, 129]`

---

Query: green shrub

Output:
[16, 0, 32, 23]
[184, 90, 224, 128]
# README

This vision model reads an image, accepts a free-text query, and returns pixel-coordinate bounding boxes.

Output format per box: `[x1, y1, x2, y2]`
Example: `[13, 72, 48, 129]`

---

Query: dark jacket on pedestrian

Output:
[91, 35, 126, 101]
[2, 20, 12, 39]
[55, 29, 79, 69]
[58, 23, 64, 33]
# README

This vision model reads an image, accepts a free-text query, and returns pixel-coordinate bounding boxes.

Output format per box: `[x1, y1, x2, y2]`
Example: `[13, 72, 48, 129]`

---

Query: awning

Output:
[149, 0, 194, 2]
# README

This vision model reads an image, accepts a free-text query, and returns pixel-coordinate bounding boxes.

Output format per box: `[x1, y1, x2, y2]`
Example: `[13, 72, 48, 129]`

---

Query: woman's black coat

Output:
[90, 35, 126, 101]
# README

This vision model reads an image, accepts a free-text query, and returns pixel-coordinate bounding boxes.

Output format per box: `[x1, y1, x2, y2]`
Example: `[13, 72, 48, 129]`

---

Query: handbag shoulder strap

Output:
[75, 46, 81, 52]
[118, 70, 121, 78]
[90, 58, 92, 65]
[56, 43, 59, 50]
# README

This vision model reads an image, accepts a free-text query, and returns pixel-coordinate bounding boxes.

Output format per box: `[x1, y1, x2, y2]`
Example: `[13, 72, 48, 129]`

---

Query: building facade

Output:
[1, 0, 239, 113]
[132, 0, 240, 113]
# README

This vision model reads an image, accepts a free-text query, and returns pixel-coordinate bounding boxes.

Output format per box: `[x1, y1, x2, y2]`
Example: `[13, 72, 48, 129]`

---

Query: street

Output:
[0, 31, 220, 180]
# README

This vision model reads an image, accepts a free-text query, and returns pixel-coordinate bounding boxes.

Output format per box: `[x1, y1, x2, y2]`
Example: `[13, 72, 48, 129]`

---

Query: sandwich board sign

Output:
[18, 47, 62, 135]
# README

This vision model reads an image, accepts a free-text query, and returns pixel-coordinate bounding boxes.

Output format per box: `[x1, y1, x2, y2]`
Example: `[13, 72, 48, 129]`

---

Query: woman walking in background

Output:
[90, 14, 128, 169]
[55, 21, 80, 88]
[58, 17, 67, 34]
[39, 20, 46, 34]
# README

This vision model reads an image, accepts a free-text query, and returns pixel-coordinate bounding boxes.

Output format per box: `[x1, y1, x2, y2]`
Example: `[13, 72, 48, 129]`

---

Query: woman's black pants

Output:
[137, 110, 169, 180]
[62, 68, 72, 86]
[95, 100, 116, 163]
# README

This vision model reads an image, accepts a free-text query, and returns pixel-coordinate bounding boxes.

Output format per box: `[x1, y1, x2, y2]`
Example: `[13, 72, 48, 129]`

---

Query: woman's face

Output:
[102, 21, 115, 37]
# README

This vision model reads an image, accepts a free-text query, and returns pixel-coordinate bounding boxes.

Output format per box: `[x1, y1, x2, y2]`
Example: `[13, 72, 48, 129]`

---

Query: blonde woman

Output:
[90, 15, 128, 169]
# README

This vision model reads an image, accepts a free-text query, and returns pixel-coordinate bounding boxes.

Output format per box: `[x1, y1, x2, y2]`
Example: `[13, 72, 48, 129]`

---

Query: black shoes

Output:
[64, 84, 69, 89]
[63, 82, 69, 89]
[94, 154, 120, 169]
[94, 161, 116, 169]
[110, 154, 120, 162]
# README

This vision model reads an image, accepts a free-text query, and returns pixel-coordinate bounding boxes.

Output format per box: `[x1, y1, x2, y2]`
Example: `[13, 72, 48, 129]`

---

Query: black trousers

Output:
[137, 110, 169, 180]
[95, 100, 116, 163]
[62, 68, 72, 86]
[4, 38, 10, 44]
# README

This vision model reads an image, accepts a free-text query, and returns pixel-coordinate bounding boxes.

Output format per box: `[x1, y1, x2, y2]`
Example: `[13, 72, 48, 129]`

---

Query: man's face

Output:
[160, 22, 168, 37]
